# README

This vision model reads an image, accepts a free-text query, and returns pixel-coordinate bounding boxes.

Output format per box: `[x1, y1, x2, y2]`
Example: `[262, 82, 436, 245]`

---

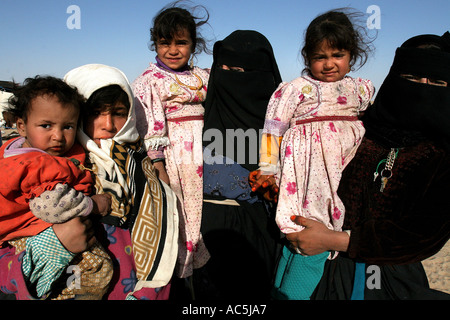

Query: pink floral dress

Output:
[132, 63, 210, 278]
[260, 75, 374, 236]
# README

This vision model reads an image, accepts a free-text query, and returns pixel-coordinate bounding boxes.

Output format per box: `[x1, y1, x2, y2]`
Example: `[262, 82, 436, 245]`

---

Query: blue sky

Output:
[1, 0, 449, 92]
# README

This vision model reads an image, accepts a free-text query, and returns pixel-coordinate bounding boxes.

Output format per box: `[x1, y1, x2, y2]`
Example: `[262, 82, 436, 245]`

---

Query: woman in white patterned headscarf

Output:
[0, 64, 179, 300]
[65, 64, 179, 299]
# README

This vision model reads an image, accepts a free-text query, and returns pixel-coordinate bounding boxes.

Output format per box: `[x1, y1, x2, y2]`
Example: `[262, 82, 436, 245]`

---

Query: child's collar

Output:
[3, 137, 47, 158]
[155, 56, 191, 75]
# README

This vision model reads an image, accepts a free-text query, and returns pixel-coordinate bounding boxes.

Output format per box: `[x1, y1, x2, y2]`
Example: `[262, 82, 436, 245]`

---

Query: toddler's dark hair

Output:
[149, 1, 211, 56]
[301, 8, 375, 73]
[7, 75, 85, 123]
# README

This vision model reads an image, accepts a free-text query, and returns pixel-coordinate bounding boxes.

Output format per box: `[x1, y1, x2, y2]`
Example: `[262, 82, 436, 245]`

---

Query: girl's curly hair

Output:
[301, 8, 376, 74]
[149, 0, 211, 56]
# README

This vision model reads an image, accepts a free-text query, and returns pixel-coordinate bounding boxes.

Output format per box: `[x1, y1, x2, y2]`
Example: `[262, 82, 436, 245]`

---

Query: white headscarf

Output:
[64, 64, 178, 290]
[65, 63, 139, 165]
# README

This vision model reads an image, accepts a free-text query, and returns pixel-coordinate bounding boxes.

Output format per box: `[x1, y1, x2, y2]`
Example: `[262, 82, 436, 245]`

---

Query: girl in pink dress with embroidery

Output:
[250, 9, 375, 299]
[132, 3, 210, 283]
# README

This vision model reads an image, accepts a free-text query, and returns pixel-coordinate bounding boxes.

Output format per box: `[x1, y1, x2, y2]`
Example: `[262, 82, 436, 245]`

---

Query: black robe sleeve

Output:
[339, 138, 450, 265]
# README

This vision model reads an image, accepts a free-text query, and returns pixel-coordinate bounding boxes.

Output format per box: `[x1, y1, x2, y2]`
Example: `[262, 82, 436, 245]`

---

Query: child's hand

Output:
[91, 193, 112, 217]
[249, 170, 276, 190]
[248, 170, 279, 203]
[53, 217, 96, 253]
[153, 160, 170, 186]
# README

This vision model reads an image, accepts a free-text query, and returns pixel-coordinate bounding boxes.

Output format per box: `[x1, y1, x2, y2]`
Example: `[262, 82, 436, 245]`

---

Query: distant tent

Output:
[0, 81, 14, 92]
[0, 81, 15, 125]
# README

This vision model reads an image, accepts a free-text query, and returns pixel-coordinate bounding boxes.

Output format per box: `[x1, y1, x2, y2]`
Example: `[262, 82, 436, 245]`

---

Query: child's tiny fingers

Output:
[251, 183, 261, 192]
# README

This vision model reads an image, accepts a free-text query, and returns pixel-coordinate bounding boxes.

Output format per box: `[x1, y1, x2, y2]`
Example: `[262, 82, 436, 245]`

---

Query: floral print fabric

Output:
[261, 76, 374, 235]
[133, 64, 210, 278]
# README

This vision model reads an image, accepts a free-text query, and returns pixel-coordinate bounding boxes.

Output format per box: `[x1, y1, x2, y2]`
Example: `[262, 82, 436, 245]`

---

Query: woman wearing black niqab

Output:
[300, 32, 450, 300]
[192, 30, 282, 300]
[363, 31, 450, 150]
[203, 30, 283, 171]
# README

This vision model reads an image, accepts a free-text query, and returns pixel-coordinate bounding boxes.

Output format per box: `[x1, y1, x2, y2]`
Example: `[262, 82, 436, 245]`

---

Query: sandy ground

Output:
[422, 240, 450, 294]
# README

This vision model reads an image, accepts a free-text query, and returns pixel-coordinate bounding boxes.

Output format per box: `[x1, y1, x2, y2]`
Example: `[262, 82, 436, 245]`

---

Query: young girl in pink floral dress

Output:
[252, 9, 375, 299]
[132, 4, 210, 281]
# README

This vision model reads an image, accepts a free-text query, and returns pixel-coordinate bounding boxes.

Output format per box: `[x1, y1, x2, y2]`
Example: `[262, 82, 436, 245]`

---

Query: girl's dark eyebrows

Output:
[112, 106, 129, 113]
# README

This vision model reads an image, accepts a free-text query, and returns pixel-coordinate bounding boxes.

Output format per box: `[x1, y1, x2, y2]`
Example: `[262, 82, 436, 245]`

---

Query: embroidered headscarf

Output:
[64, 64, 179, 290]
[203, 30, 282, 171]
[363, 32, 450, 148]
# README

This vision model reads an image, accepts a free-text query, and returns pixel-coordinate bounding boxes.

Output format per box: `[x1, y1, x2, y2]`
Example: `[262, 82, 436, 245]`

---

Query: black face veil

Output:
[363, 32, 450, 148]
[203, 30, 282, 171]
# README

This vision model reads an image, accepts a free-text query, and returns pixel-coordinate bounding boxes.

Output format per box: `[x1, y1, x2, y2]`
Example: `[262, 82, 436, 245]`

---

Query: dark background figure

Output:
[195, 30, 283, 300]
